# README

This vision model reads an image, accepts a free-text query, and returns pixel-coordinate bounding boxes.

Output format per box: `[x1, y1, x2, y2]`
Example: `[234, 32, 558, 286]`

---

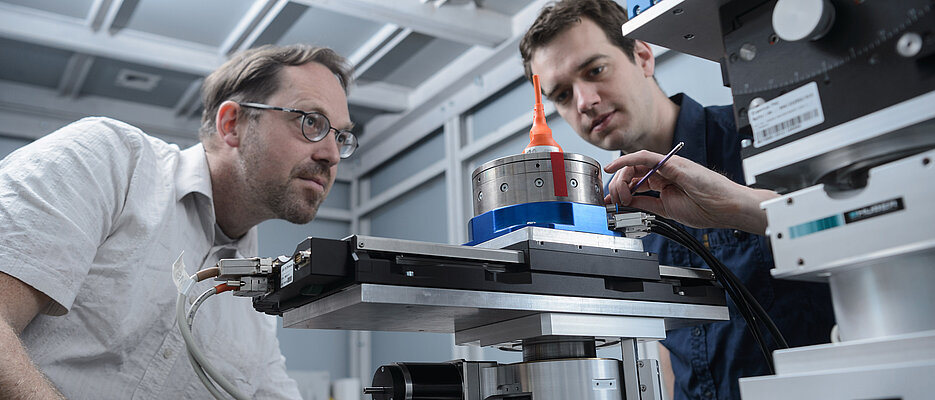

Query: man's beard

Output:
[239, 128, 332, 224]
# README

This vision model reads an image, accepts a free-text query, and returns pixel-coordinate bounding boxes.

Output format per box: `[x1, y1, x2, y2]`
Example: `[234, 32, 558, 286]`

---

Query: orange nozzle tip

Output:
[524, 74, 562, 153]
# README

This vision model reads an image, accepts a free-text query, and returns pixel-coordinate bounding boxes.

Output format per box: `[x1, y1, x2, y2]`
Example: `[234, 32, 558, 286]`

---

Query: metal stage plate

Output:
[620, 0, 726, 61]
[474, 226, 644, 252]
[739, 330, 935, 399]
[282, 283, 728, 339]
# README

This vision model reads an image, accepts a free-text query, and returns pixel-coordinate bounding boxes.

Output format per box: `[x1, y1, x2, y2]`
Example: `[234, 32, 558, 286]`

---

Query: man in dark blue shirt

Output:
[520, 1, 836, 399]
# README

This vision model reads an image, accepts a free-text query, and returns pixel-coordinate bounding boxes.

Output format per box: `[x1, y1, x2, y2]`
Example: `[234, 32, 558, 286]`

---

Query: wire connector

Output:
[608, 211, 655, 238]
[216, 258, 274, 297]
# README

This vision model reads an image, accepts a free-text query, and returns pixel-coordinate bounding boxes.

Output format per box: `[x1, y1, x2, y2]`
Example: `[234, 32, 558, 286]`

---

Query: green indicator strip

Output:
[789, 214, 844, 239]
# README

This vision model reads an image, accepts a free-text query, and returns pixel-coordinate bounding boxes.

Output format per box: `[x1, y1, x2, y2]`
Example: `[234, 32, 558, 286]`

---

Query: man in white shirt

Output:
[0, 44, 358, 399]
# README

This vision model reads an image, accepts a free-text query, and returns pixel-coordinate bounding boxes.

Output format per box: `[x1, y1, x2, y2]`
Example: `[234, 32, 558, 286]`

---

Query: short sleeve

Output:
[0, 117, 143, 315]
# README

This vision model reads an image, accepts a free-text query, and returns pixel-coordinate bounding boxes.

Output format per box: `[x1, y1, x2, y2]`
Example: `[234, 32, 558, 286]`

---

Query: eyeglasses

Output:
[239, 102, 358, 158]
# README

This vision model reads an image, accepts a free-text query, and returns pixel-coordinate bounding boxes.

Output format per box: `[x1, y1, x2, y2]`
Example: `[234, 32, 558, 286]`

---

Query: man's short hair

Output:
[520, 0, 635, 82]
[199, 44, 353, 143]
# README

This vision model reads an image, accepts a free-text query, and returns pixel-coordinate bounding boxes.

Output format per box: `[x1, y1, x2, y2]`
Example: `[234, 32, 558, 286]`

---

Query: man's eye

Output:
[589, 65, 605, 76]
[554, 91, 569, 104]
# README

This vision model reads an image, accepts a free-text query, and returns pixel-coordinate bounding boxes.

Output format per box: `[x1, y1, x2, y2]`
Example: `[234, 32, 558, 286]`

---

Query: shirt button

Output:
[693, 327, 703, 336]
[162, 349, 173, 359]
[732, 229, 748, 240]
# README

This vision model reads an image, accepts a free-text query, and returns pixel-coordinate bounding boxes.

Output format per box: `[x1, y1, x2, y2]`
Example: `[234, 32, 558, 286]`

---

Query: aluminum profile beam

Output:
[293, 0, 512, 47]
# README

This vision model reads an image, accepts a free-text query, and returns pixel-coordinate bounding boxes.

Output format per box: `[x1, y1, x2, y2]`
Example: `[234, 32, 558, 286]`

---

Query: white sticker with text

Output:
[280, 259, 295, 288]
[748, 81, 825, 148]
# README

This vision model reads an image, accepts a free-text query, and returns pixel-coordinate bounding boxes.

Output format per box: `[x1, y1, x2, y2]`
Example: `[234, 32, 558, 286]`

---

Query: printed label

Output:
[280, 259, 295, 288]
[171, 251, 195, 296]
[844, 198, 904, 224]
[789, 197, 906, 239]
[748, 81, 825, 148]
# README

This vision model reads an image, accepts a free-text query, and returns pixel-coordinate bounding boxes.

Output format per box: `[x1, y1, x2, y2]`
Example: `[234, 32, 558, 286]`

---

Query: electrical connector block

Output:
[216, 257, 273, 279]
[608, 212, 655, 238]
[216, 257, 275, 297]
[230, 277, 269, 297]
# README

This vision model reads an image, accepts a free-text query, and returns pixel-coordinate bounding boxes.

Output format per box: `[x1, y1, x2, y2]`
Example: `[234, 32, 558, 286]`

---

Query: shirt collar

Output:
[669, 93, 709, 166]
[176, 143, 213, 202]
[175, 144, 259, 255]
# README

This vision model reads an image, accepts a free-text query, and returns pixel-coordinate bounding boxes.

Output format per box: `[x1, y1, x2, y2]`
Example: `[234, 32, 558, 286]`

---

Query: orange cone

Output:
[523, 74, 563, 154]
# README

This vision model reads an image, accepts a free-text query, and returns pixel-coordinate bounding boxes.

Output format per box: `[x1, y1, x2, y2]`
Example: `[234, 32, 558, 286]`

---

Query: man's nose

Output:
[575, 83, 600, 114]
[312, 131, 341, 166]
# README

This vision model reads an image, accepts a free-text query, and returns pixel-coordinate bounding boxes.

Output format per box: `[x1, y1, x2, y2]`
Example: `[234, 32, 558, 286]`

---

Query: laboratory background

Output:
[2, 0, 929, 399]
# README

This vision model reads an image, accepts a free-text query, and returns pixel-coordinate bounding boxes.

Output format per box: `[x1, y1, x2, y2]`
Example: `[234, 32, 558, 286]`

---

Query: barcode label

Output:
[748, 82, 825, 148]
[280, 259, 294, 288]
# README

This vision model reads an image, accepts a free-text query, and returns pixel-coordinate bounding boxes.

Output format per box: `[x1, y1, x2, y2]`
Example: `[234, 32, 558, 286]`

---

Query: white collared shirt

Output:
[0, 117, 300, 399]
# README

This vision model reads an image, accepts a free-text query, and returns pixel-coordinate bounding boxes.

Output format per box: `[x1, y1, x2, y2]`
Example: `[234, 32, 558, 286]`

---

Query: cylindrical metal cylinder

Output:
[368, 362, 463, 400]
[521, 335, 597, 362]
[471, 152, 604, 216]
[829, 248, 935, 341]
[484, 358, 623, 400]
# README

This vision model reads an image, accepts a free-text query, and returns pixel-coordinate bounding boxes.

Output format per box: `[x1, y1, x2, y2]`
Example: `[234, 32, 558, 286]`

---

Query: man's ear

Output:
[633, 40, 656, 78]
[215, 100, 243, 148]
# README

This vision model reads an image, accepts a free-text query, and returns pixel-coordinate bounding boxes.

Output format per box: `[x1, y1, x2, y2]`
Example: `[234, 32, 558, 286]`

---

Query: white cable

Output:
[176, 286, 250, 400]
[189, 352, 226, 399]
[830, 324, 841, 343]
[184, 287, 226, 399]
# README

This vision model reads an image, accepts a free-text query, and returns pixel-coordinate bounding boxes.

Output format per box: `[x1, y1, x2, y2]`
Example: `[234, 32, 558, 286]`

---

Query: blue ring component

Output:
[465, 201, 620, 246]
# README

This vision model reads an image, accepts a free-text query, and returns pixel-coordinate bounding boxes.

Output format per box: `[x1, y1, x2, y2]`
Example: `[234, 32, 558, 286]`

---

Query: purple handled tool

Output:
[629, 141, 684, 194]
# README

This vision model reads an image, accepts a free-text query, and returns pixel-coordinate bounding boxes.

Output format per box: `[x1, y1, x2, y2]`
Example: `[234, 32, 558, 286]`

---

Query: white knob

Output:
[772, 0, 836, 42]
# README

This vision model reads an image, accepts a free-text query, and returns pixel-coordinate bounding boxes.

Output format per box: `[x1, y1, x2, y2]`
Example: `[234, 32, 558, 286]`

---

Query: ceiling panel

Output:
[0, 0, 546, 144]
[124, 0, 256, 47]
[0, 37, 72, 89]
[360, 33, 470, 88]
[80, 57, 202, 108]
[479, 0, 534, 15]
[276, 7, 385, 57]
[0, 0, 93, 20]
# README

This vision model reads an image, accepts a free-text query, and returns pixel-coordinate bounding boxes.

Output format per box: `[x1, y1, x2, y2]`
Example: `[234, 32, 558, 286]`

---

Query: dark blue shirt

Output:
[643, 94, 835, 400]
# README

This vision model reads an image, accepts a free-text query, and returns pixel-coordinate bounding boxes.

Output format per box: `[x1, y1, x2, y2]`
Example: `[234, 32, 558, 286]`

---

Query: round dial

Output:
[772, 0, 837, 42]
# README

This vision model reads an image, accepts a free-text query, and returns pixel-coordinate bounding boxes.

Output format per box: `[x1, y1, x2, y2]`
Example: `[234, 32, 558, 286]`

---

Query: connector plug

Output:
[608, 211, 655, 238]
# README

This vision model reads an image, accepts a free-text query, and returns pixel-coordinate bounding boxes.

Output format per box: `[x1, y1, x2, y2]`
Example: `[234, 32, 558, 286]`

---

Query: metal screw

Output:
[897, 32, 923, 57]
[500, 183, 509, 192]
[641, 384, 647, 392]
[749, 97, 766, 110]
[534, 178, 544, 187]
[638, 361, 644, 368]
[797, 258, 805, 266]
[786, 198, 794, 205]
[358, 242, 365, 248]
[569, 179, 578, 188]
[739, 43, 757, 61]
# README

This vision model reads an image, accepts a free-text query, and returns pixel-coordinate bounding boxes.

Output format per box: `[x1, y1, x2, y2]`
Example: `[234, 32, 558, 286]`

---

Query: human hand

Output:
[603, 150, 778, 235]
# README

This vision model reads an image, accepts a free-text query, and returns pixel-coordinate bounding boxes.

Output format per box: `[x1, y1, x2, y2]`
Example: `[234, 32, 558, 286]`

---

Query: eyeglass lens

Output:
[302, 113, 357, 158]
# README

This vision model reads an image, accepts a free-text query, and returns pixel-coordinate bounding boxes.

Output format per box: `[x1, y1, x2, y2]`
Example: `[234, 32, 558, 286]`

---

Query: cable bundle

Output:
[648, 217, 788, 372]
[176, 267, 250, 400]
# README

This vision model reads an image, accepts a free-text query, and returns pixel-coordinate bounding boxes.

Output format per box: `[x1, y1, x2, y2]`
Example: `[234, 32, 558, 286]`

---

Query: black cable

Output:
[655, 217, 789, 349]
[647, 218, 783, 372]
[650, 223, 772, 354]
[649, 221, 774, 371]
